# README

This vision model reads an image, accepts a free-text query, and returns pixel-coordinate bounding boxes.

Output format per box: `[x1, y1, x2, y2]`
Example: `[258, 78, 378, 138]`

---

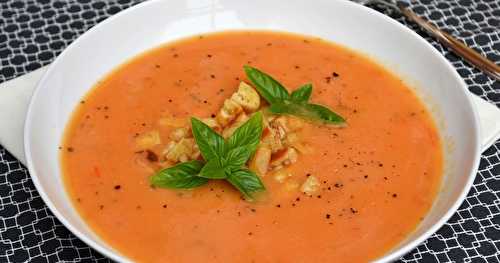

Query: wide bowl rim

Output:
[23, 0, 481, 262]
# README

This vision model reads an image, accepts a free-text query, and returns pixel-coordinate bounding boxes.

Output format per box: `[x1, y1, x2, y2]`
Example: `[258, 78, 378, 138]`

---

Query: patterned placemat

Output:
[0, 0, 499, 262]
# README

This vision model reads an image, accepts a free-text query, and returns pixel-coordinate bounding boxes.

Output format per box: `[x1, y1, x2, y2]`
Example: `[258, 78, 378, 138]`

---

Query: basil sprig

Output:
[150, 112, 265, 200]
[244, 65, 345, 125]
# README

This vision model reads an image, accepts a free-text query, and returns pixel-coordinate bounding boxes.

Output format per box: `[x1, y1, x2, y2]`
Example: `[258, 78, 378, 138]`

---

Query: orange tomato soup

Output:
[61, 31, 443, 262]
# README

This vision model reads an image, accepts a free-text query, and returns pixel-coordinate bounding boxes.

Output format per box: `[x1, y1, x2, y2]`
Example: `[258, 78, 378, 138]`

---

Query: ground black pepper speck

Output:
[146, 150, 158, 162]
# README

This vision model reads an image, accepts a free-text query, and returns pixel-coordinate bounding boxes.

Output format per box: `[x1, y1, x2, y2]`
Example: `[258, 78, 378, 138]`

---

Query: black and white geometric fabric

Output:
[0, 0, 499, 262]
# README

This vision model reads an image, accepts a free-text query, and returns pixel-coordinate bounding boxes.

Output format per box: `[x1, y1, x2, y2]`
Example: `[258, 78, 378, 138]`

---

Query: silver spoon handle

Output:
[397, 3, 500, 81]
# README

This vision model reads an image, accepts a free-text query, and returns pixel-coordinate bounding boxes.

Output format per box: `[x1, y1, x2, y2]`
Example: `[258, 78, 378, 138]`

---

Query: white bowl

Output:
[24, 0, 481, 262]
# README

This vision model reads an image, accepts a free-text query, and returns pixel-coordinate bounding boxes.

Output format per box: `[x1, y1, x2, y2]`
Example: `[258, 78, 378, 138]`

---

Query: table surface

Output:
[1, 0, 499, 262]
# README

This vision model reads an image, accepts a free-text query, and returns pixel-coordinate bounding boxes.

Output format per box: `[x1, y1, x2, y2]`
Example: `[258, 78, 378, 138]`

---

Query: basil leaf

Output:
[191, 118, 225, 161]
[199, 159, 227, 179]
[268, 101, 302, 115]
[227, 112, 263, 152]
[291, 83, 312, 103]
[244, 65, 290, 104]
[269, 101, 345, 125]
[227, 169, 265, 200]
[225, 146, 253, 170]
[304, 103, 346, 124]
[150, 160, 208, 189]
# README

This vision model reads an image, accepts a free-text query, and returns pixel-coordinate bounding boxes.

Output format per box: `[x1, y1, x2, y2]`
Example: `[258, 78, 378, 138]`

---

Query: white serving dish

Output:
[22, 0, 481, 262]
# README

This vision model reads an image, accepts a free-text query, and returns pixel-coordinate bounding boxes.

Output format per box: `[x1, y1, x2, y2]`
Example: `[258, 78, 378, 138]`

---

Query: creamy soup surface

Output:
[62, 31, 443, 262]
